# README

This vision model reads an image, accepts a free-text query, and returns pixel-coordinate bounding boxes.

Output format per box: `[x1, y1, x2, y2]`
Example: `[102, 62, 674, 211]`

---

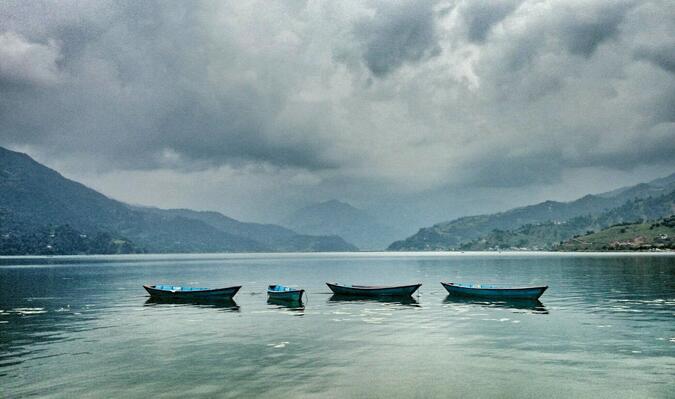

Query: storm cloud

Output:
[0, 0, 674, 225]
[635, 43, 675, 74]
[460, 0, 523, 43]
[356, 0, 441, 77]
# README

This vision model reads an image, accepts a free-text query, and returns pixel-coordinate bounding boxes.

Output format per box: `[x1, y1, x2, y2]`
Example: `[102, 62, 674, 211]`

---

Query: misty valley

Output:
[1, 146, 674, 256]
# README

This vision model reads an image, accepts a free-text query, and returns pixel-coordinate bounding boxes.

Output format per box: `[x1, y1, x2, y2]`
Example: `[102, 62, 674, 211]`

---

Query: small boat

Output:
[441, 282, 547, 299]
[326, 282, 421, 297]
[267, 284, 304, 302]
[143, 284, 241, 299]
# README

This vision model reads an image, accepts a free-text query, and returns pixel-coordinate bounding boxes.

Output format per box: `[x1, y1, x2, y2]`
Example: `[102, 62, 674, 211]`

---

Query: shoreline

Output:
[1, 250, 674, 263]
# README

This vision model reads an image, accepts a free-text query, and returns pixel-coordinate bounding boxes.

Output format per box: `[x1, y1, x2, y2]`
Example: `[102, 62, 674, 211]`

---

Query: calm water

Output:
[0, 252, 674, 398]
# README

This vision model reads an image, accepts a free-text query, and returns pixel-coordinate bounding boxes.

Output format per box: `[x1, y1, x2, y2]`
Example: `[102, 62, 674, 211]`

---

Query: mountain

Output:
[458, 191, 675, 251]
[556, 215, 675, 251]
[140, 207, 357, 252]
[282, 200, 403, 250]
[0, 222, 140, 256]
[388, 172, 675, 250]
[0, 146, 355, 254]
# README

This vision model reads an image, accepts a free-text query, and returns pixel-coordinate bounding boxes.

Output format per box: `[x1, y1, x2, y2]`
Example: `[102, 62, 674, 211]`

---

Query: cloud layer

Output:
[1, 0, 674, 224]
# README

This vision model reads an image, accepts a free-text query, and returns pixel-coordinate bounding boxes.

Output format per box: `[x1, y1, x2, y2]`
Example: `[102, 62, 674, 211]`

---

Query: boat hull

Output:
[326, 283, 421, 297]
[267, 290, 304, 301]
[267, 284, 304, 302]
[143, 285, 241, 299]
[441, 282, 547, 299]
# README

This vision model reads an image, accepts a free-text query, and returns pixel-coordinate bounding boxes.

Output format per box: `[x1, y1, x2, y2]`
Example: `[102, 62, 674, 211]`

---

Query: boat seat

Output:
[154, 285, 209, 291]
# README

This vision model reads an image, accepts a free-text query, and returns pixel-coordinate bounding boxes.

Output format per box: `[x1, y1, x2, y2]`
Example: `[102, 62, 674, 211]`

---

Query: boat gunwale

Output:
[441, 282, 548, 291]
[143, 284, 242, 294]
[267, 284, 305, 295]
[327, 282, 422, 291]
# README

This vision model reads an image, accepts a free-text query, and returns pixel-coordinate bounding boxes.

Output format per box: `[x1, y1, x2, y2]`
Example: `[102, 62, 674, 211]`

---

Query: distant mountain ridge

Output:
[0, 146, 356, 254]
[282, 200, 404, 250]
[458, 191, 675, 251]
[388, 172, 675, 251]
[556, 215, 675, 251]
[141, 207, 357, 252]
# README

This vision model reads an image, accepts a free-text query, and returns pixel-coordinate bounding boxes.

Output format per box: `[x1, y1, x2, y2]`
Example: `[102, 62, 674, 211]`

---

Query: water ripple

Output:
[1, 253, 674, 398]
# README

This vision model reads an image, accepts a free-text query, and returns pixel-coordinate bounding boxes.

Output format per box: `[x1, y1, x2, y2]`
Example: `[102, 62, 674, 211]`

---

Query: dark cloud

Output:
[483, 1, 636, 81]
[650, 89, 675, 124]
[634, 43, 675, 74]
[355, 0, 441, 77]
[0, 0, 674, 226]
[460, 0, 522, 43]
[559, 3, 632, 58]
[0, 1, 336, 172]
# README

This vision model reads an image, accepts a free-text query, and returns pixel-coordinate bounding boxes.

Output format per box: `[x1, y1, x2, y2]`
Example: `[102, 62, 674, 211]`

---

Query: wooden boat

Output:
[441, 282, 547, 299]
[267, 284, 304, 302]
[143, 284, 241, 299]
[326, 282, 421, 297]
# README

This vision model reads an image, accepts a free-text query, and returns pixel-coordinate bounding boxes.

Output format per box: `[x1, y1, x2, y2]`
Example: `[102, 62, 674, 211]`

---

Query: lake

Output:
[1, 252, 674, 398]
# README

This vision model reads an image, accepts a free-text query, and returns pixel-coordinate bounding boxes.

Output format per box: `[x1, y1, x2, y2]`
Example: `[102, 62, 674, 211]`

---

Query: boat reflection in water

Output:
[443, 296, 548, 314]
[267, 296, 305, 314]
[144, 297, 240, 312]
[328, 294, 420, 307]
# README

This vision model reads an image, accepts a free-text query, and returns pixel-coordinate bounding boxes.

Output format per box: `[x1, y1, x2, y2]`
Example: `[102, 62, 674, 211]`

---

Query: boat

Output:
[326, 282, 421, 297]
[143, 284, 241, 299]
[267, 284, 304, 302]
[441, 282, 547, 299]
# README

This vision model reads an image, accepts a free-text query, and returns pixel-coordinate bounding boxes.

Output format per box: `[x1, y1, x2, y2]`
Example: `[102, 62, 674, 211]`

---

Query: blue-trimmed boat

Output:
[441, 282, 547, 299]
[267, 284, 304, 301]
[143, 284, 241, 299]
[326, 282, 421, 297]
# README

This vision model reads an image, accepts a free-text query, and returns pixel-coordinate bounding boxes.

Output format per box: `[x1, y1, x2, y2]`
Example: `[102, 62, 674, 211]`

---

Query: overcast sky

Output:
[1, 0, 674, 229]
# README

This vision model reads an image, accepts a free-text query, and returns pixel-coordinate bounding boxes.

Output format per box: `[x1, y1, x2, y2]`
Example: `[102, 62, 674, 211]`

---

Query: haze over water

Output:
[1, 252, 674, 398]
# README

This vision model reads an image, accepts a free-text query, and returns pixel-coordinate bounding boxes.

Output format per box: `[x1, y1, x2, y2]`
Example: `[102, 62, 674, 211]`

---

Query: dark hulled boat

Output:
[326, 282, 421, 297]
[441, 282, 547, 299]
[267, 284, 304, 302]
[143, 284, 241, 299]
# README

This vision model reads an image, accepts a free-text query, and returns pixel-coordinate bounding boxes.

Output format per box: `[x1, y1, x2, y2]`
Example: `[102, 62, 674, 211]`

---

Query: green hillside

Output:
[0, 222, 140, 255]
[0, 146, 356, 255]
[389, 173, 675, 251]
[557, 216, 675, 251]
[459, 191, 675, 251]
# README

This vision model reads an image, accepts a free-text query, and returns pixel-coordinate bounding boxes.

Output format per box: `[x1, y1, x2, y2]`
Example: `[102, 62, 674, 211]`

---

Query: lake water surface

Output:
[1, 252, 674, 398]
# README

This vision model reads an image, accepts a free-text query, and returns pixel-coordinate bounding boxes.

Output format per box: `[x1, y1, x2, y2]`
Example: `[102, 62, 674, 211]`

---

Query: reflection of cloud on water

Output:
[10, 307, 48, 315]
[267, 341, 290, 349]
